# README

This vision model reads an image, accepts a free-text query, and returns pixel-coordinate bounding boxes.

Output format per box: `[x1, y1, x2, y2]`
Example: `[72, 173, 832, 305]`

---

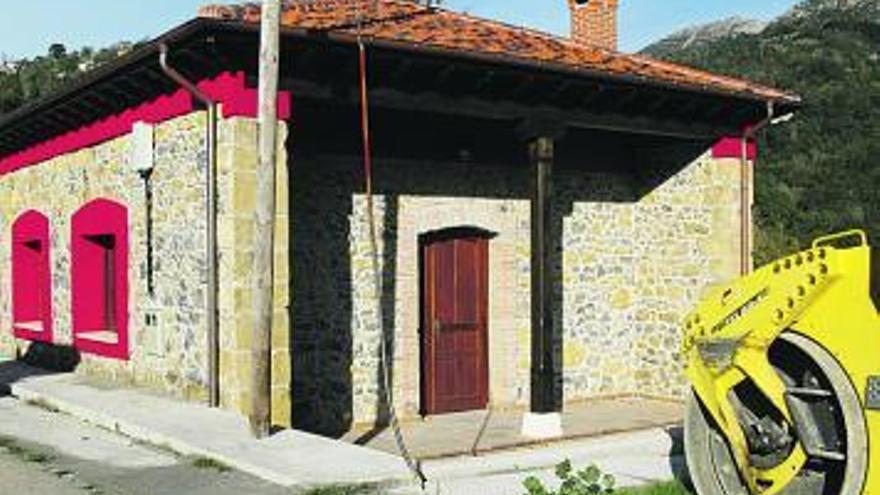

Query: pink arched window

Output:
[71, 198, 129, 360]
[11, 210, 53, 343]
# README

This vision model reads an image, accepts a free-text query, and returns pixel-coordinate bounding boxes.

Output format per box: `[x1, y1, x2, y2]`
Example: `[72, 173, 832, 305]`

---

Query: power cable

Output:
[355, 0, 429, 488]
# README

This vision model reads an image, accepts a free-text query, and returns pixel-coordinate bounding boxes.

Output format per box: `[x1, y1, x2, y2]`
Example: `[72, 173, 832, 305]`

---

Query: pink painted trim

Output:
[0, 71, 292, 176]
[712, 136, 757, 160]
[201, 71, 293, 121]
[11, 210, 53, 343]
[71, 198, 129, 360]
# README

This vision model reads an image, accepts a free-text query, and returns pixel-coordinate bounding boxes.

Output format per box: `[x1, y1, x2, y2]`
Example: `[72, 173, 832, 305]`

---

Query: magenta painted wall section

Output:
[712, 136, 757, 160]
[0, 91, 190, 176]
[71, 199, 129, 360]
[0, 71, 292, 176]
[11, 210, 53, 343]
[201, 71, 293, 121]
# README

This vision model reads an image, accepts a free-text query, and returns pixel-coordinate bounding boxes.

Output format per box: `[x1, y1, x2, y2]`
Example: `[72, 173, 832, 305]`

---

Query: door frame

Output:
[419, 227, 493, 416]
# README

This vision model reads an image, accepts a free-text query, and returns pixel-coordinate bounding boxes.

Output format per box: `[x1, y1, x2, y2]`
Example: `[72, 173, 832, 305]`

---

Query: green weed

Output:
[522, 461, 692, 495]
[301, 485, 377, 495]
[191, 456, 231, 472]
[615, 480, 691, 495]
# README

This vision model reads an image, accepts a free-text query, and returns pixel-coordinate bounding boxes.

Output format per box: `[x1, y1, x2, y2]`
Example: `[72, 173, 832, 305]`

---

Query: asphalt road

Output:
[0, 396, 294, 495]
[0, 449, 90, 495]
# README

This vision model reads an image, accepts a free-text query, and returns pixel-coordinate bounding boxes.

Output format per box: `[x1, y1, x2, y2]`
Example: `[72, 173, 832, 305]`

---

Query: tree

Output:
[48, 43, 67, 60]
[0, 42, 138, 117]
[651, 0, 880, 262]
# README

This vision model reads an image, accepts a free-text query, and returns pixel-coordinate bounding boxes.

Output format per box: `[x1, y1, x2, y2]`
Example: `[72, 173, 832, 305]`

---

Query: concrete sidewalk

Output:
[0, 361, 412, 491]
[0, 361, 684, 494]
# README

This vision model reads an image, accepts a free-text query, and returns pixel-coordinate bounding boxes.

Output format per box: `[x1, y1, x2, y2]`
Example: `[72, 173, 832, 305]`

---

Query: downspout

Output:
[159, 43, 220, 408]
[740, 101, 774, 275]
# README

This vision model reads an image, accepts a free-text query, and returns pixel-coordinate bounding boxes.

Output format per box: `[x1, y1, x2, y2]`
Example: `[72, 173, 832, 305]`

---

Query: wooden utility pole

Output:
[250, 0, 281, 439]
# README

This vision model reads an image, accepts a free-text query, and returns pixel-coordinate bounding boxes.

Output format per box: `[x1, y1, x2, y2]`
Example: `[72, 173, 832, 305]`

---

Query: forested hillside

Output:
[0, 42, 136, 114]
[645, 0, 879, 263]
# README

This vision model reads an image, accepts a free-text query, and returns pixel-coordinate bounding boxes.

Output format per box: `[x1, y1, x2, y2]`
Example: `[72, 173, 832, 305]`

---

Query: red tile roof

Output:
[198, 0, 799, 104]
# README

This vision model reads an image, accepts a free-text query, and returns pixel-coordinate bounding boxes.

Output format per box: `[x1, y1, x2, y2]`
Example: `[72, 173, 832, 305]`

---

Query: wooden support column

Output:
[529, 136, 557, 414]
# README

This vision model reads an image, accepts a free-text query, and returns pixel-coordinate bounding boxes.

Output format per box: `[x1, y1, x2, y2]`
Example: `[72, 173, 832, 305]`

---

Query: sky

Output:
[1, 0, 800, 61]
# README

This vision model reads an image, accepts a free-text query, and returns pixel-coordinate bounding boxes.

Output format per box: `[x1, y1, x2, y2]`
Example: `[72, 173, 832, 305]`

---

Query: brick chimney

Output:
[568, 0, 619, 51]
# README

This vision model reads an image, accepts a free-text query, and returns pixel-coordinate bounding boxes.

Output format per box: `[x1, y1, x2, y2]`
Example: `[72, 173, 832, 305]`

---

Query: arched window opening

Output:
[71, 198, 129, 360]
[11, 210, 53, 342]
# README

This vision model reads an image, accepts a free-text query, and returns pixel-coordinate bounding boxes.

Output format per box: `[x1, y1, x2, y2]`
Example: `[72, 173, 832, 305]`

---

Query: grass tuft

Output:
[0, 435, 56, 464]
[25, 397, 61, 413]
[301, 485, 378, 495]
[24, 451, 54, 463]
[191, 456, 231, 472]
[615, 480, 692, 495]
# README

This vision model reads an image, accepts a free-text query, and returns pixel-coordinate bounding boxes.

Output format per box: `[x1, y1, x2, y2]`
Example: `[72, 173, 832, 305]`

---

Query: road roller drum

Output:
[683, 230, 879, 495]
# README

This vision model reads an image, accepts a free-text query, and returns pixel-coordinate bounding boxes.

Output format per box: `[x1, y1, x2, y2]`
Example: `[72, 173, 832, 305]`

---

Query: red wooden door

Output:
[422, 234, 489, 415]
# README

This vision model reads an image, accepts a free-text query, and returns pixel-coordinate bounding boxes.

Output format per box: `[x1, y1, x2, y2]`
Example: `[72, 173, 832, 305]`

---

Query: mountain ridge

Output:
[641, 16, 768, 58]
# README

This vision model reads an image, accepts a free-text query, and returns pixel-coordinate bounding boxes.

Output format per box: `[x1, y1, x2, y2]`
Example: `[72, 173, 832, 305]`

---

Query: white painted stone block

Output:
[520, 412, 563, 439]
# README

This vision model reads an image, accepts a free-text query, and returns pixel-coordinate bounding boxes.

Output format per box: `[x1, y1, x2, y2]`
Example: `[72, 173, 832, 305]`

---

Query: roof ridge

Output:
[426, 3, 791, 98]
[423, 1, 620, 56]
[420, 4, 772, 95]
[199, 0, 432, 29]
[195, 0, 799, 102]
[201, 0, 607, 52]
[623, 52, 796, 100]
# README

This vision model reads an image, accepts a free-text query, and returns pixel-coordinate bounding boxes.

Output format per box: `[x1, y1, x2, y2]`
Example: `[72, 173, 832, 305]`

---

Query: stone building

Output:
[0, 0, 799, 437]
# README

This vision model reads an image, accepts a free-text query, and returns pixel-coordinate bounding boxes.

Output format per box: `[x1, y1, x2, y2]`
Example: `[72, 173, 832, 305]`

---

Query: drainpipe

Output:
[740, 101, 774, 275]
[159, 43, 220, 408]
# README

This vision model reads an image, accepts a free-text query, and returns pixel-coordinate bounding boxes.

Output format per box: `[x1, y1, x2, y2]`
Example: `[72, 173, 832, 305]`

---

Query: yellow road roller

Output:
[683, 230, 880, 494]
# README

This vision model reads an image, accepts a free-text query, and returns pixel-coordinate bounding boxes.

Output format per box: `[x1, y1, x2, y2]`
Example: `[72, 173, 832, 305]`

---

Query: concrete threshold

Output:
[0, 362, 413, 491]
[344, 397, 684, 462]
[417, 421, 683, 461]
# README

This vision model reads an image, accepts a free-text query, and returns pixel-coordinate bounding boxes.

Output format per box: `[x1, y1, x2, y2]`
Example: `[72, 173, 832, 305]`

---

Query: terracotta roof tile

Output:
[198, 0, 799, 103]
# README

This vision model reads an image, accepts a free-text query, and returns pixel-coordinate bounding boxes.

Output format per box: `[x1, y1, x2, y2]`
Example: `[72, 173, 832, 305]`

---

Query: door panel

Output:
[423, 235, 489, 415]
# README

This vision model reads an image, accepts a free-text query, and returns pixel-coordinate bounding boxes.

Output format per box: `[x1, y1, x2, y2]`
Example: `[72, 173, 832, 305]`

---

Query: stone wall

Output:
[216, 117, 291, 426]
[290, 150, 742, 431]
[0, 113, 211, 399]
[0, 111, 740, 432]
[0, 112, 292, 425]
[558, 154, 742, 402]
[290, 155, 533, 433]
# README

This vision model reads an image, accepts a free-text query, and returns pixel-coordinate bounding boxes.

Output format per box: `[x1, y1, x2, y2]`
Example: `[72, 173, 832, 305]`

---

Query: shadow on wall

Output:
[0, 342, 80, 395]
[288, 128, 354, 437]
[286, 101, 709, 437]
[17, 341, 80, 372]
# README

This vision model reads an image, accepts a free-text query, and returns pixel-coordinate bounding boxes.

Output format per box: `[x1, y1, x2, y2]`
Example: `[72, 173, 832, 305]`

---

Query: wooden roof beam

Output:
[83, 93, 119, 115]
[346, 87, 732, 140]
[578, 84, 607, 109]
[46, 108, 86, 130]
[116, 77, 153, 102]
[0, 133, 18, 150]
[472, 70, 497, 93]
[58, 103, 96, 123]
[507, 75, 538, 100]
